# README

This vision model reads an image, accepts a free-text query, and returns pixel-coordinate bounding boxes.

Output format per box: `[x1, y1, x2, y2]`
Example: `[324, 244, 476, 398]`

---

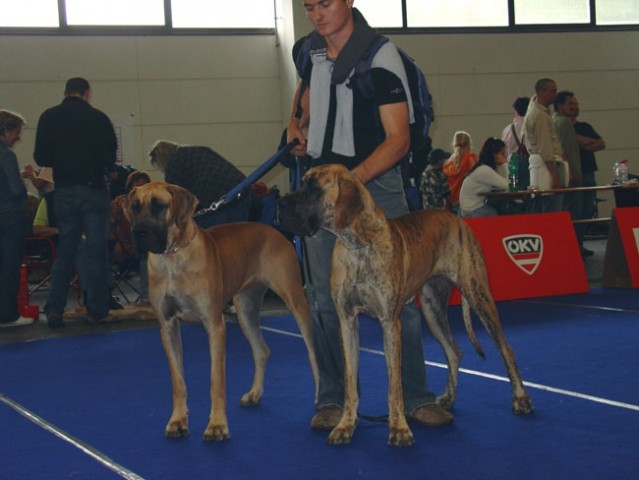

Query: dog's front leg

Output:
[202, 315, 230, 441]
[382, 316, 414, 447]
[327, 311, 359, 445]
[159, 317, 190, 438]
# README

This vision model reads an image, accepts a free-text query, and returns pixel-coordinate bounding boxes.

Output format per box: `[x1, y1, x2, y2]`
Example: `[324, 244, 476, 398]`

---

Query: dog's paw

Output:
[513, 395, 534, 415]
[165, 420, 189, 438]
[203, 424, 231, 442]
[239, 391, 262, 407]
[388, 427, 415, 447]
[327, 426, 354, 445]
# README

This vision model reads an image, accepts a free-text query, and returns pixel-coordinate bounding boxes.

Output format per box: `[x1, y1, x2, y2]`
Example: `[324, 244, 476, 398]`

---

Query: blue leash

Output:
[193, 140, 298, 218]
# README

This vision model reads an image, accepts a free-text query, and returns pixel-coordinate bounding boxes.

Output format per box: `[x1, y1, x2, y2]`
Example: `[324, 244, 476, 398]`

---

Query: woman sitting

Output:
[443, 130, 478, 213]
[459, 137, 509, 218]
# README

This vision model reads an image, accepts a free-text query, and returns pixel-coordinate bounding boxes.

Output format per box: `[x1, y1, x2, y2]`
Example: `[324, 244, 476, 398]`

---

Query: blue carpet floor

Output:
[1, 288, 638, 479]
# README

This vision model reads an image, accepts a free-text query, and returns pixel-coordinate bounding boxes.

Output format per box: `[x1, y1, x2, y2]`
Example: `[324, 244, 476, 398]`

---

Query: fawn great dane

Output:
[127, 181, 319, 441]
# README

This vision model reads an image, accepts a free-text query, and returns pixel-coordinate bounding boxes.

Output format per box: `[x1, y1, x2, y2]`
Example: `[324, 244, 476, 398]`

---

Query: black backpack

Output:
[294, 33, 434, 161]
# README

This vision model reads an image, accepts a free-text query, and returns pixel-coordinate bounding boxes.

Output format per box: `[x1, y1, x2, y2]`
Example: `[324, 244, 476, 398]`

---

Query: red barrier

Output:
[450, 212, 589, 303]
[18, 263, 40, 320]
[603, 207, 639, 288]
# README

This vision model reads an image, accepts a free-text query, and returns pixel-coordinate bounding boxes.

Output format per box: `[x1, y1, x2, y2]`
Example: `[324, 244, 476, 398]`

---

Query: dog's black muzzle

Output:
[131, 223, 169, 255]
[276, 192, 320, 236]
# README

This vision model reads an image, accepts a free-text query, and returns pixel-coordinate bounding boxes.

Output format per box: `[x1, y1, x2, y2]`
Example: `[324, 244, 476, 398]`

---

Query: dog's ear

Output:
[168, 185, 198, 227]
[334, 178, 364, 231]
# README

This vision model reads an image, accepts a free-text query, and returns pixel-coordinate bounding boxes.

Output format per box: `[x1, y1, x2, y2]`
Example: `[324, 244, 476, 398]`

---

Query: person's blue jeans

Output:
[0, 208, 27, 323]
[45, 185, 110, 320]
[303, 167, 436, 413]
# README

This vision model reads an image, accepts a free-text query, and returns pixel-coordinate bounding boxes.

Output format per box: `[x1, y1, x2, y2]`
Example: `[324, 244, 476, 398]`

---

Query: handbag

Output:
[510, 123, 530, 190]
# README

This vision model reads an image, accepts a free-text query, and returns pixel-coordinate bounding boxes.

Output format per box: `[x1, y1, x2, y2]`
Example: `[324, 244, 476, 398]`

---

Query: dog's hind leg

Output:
[234, 285, 271, 407]
[419, 276, 461, 409]
[460, 274, 533, 415]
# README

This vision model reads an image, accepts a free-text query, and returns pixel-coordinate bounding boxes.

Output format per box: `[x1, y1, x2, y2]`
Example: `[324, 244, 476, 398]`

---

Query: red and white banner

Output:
[603, 207, 639, 288]
[450, 212, 589, 303]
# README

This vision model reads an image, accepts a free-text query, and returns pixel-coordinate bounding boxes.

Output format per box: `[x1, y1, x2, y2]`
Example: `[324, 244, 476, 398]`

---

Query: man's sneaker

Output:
[407, 403, 454, 427]
[0, 316, 35, 328]
[46, 313, 64, 328]
[310, 405, 343, 430]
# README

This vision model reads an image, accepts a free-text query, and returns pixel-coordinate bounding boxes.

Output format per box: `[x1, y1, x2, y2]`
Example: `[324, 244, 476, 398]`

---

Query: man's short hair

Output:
[554, 90, 575, 110]
[534, 78, 555, 94]
[65, 77, 91, 96]
[513, 97, 530, 116]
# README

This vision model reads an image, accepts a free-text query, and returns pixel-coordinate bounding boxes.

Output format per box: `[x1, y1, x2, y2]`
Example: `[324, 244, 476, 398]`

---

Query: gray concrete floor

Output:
[0, 233, 608, 346]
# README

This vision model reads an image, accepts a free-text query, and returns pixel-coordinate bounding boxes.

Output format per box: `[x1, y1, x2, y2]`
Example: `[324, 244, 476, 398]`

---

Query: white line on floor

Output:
[263, 326, 639, 412]
[0, 393, 145, 480]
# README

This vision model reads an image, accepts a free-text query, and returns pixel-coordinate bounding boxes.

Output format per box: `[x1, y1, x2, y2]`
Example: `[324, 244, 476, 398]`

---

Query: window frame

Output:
[0, 0, 636, 35]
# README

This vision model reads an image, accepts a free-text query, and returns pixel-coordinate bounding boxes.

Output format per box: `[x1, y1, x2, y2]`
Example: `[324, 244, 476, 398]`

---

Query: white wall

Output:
[2, 3, 638, 216]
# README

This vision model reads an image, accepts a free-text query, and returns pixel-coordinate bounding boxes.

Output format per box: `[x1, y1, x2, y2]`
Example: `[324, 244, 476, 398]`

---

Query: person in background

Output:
[501, 97, 530, 157]
[110, 170, 152, 304]
[523, 78, 564, 212]
[149, 140, 250, 229]
[459, 137, 509, 217]
[419, 148, 451, 209]
[571, 96, 606, 257]
[33, 77, 117, 327]
[0, 109, 33, 327]
[443, 130, 478, 213]
[554, 90, 588, 255]
[287, 0, 453, 431]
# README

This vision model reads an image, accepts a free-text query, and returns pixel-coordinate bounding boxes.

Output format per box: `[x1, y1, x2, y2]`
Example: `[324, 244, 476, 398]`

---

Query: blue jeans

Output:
[45, 185, 111, 319]
[303, 167, 436, 412]
[0, 208, 27, 323]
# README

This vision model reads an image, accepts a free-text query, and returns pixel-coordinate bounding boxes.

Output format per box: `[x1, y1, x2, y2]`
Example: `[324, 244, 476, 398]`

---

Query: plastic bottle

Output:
[613, 160, 621, 184]
[618, 159, 629, 183]
[507, 154, 519, 191]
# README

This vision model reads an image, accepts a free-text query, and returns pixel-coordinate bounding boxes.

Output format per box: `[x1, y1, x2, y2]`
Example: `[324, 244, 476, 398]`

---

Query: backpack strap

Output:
[353, 34, 389, 98]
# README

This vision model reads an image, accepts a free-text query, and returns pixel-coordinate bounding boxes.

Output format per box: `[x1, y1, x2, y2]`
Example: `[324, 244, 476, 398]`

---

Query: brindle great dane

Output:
[126, 181, 319, 441]
[277, 164, 533, 446]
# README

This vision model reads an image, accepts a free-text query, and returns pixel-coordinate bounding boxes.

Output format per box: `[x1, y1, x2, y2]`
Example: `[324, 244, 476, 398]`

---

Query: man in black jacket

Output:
[34, 77, 117, 327]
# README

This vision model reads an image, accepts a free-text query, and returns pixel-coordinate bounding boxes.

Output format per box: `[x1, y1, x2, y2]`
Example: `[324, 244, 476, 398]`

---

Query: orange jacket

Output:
[443, 151, 478, 207]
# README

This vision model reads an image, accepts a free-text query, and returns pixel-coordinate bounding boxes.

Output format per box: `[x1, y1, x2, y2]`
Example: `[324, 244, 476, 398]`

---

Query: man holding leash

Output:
[287, 0, 453, 430]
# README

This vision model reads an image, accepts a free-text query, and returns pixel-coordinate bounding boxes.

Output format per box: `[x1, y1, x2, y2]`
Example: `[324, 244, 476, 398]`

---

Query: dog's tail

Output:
[461, 296, 485, 358]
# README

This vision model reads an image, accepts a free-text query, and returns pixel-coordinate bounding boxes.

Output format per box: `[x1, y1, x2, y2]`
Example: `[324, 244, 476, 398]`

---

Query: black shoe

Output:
[109, 296, 124, 310]
[46, 313, 64, 328]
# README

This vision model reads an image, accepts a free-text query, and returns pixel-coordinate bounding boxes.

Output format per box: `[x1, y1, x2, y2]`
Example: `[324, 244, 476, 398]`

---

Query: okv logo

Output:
[502, 234, 543, 275]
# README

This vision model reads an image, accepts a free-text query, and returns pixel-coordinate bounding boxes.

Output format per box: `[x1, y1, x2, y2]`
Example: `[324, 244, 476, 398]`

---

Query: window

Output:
[406, 0, 509, 28]
[171, 0, 275, 28]
[0, 0, 636, 31]
[356, 0, 403, 28]
[597, 0, 639, 25]
[65, 0, 165, 26]
[0, 0, 58, 27]
[514, 0, 590, 25]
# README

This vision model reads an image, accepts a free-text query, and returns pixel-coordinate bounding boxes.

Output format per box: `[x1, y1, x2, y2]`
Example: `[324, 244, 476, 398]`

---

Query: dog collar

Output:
[162, 229, 197, 255]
